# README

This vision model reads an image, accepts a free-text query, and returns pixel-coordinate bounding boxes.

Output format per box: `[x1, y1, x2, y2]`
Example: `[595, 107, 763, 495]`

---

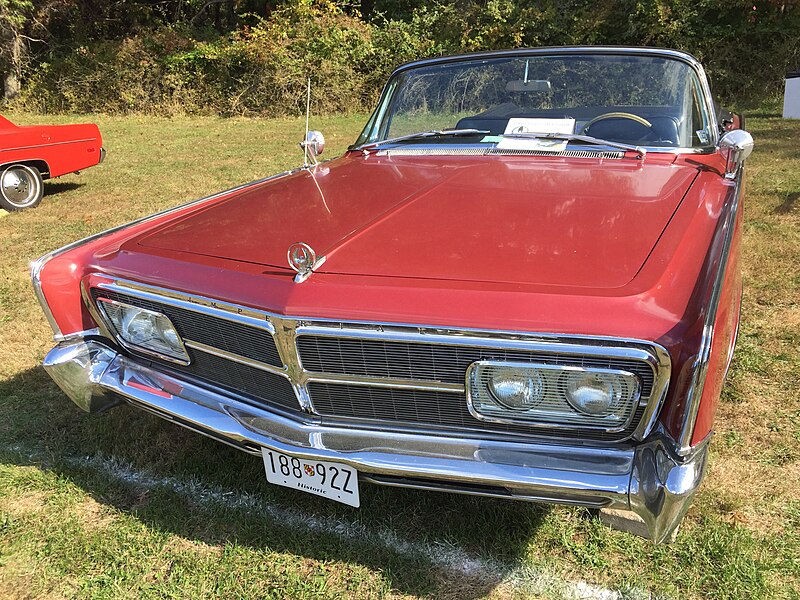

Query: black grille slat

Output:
[310, 385, 460, 425]
[92, 289, 282, 368]
[298, 336, 654, 395]
[174, 349, 298, 411]
[309, 383, 644, 442]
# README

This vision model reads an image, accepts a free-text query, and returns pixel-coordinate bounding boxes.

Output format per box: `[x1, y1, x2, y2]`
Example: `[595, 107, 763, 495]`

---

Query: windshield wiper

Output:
[357, 129, 490, 152]
[500, 132, 647, 159]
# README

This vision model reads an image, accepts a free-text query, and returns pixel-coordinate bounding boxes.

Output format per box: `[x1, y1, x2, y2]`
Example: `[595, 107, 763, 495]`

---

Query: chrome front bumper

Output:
[43, 339, 707, 543]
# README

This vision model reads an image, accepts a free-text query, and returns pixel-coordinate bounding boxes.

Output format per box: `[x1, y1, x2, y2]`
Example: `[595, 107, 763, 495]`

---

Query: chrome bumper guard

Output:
[43, 340, 707, 543]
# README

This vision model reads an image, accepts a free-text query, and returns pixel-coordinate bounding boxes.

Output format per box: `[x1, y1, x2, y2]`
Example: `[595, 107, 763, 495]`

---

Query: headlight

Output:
[487, 367, 544, 410]
[467, 360, 640, 429]
[563, 371, 626, 416]
[97, 298, 189, 363]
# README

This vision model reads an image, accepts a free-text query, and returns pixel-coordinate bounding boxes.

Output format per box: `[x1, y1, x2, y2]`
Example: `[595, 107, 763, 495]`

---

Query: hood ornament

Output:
[287, 242, 325, 283]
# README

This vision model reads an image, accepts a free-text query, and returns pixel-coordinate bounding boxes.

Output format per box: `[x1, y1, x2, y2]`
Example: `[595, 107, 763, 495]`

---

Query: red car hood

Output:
[137, 154, 698, 289]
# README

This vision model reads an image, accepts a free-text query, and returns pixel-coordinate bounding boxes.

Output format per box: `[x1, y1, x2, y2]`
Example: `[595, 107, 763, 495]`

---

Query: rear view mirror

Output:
[506, 80, 551, 93]
[300, 130, 325, 165]
[719, 129, 754, 180]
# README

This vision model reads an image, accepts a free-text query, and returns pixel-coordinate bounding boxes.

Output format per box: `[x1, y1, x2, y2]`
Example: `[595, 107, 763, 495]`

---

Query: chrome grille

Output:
[175, 349, 298, 412]
[91, 288, 300, 414]
[297, 336, 654, 396]
[89, 278, 670, 443]
[91, 289, 282, 367]
[309, 382, 647, 442]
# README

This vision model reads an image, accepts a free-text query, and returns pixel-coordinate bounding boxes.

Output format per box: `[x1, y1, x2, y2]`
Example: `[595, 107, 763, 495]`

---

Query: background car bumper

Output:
[43, 338, 707, 543]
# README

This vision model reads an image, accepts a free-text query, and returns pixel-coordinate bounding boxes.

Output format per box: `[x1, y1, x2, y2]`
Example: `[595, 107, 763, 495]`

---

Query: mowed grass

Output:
[0, 112, 798, 599]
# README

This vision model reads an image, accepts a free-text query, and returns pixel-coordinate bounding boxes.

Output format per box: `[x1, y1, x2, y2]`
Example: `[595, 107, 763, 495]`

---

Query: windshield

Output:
[355, 52, 714, 150]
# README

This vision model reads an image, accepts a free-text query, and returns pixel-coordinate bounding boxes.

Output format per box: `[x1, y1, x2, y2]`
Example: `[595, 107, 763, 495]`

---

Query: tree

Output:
[0, 0, 75, 100]
[0, 0, 33, 98]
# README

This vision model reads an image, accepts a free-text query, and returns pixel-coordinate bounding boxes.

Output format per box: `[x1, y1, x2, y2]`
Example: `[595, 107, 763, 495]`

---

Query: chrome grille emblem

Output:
[287, 242, 324, 283]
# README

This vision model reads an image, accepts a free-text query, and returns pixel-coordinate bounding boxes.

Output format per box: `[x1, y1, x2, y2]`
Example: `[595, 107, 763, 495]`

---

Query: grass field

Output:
[0, 112, 798, 599]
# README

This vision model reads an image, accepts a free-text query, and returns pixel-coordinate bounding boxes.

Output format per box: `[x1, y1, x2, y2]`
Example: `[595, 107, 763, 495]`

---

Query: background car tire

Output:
[0, 164, 44, 210]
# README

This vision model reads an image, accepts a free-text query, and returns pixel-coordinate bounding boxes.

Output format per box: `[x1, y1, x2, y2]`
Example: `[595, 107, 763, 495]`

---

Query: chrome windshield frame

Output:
[352, 46, 719, 153]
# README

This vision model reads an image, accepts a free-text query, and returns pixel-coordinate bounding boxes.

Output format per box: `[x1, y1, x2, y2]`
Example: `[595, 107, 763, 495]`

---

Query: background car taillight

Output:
[467, 360, 641, 429]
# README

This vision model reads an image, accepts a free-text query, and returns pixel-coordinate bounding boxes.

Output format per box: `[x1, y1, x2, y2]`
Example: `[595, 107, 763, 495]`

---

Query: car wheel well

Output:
[1, 160, 50, 179]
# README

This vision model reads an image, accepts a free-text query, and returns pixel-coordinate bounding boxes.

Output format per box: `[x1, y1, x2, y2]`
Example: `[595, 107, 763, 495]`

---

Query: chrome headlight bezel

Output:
[466, 360, 642, 431]
[96, 297, 190, 365]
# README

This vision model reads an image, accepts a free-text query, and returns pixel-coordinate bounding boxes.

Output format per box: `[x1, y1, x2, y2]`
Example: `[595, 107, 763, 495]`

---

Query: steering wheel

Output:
[581, 112, 653, 136]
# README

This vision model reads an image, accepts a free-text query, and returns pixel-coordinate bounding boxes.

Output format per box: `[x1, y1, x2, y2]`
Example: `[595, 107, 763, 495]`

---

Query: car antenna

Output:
[302, 77, 312, 167]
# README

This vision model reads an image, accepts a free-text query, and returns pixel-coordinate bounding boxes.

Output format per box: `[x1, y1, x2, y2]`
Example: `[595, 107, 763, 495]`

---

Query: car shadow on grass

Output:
[0, 366, 556, 598]
[43, 180, 84, 196]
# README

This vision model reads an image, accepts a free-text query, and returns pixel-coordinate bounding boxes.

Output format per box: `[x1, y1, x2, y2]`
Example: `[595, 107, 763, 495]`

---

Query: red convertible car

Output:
[32, 47, 753, 543]
[0, 115, 104, 210]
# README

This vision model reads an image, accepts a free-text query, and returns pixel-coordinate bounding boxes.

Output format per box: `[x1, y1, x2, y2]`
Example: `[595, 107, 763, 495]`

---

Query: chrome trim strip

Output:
[377, 147, 627, 158]
[95, 279, 276, 334]
[126, 398, 263, 455]
[87, 274, 672, 442]
[297, 323, 662, 358]
[183, 340, 290, 379]
[359, 474, 611, 507]
[305, 373, 464, 393]
[0, 138, 97, 153]
[376, 145, 714, 157]
[30, 167, 302, 338]
[54, 328, 101, 344]
[31, 255, 62, 337]
[677, 170, 744, 453]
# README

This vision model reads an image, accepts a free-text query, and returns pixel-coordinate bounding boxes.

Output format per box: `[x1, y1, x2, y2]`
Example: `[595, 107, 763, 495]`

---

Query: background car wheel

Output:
[0, 164, 44, 210]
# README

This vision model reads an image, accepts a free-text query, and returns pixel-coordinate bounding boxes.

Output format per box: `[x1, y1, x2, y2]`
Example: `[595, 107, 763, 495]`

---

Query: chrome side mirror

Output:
[719, 130, 754, 180]
[300, 130, 325, 163]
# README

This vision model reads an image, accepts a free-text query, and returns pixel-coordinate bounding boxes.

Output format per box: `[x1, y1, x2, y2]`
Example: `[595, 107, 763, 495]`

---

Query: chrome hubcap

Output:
[2, 168, 36, 206]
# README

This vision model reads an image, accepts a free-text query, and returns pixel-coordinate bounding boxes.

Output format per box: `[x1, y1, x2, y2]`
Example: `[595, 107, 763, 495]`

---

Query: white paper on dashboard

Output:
[495, 118, 574, 151]
[503, 117, 576, 135]
[495, 137, 568, 151]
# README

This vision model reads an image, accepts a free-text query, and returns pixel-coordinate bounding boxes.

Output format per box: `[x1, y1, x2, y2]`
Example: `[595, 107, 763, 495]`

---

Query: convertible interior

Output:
[455, 104, 687, 146]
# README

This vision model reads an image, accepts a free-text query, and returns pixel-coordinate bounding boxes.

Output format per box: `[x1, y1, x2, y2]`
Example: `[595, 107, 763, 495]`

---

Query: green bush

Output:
[17, 2, 434, 116]
[12, 0, 800, 115]
[400, 0, 800, 109]
[19, 29, 201, 114]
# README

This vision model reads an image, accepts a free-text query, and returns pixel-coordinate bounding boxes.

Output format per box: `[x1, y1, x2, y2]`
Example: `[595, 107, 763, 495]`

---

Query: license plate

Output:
[261, 449, 360, 508]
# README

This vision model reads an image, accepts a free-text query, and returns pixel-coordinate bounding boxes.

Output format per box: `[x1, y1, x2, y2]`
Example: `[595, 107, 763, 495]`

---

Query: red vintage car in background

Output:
[0, 114, 104, 210]
[31, 47, 753, 543]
